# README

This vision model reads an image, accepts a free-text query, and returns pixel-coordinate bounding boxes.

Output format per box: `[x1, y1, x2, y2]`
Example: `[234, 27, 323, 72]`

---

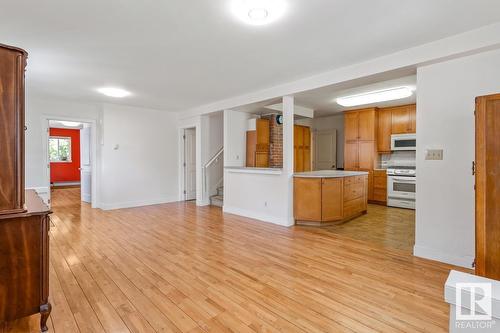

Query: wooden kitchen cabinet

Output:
[294, 125, 311, 172]
[321, 178, 343, 221]
[246, 118, 270, 167]
[390, 104, 416, 134]
[373, 169, 387, 204]
[344, 109, 377, 201]
[377, 108, 392, 153]
[294, 174, 368, 225]
[344, 112, 359, 141]
[358, 109, 377, 141]
[475, 93, 500, 280]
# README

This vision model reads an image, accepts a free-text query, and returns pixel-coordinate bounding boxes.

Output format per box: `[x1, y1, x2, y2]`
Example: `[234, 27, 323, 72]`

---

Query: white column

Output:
[282, 95, 295, 225]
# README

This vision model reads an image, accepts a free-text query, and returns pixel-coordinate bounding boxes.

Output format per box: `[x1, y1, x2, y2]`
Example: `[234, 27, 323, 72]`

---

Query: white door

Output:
[80, 125, 92, 203]
[184, 128, 196, 201]
[315, 130, 337, 170]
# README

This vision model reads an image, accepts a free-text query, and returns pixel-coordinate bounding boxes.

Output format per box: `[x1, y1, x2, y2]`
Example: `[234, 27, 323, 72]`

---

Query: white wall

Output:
[223, 98, 295, 227]
[415, 48, 500, 268]
[224, 110, 252, 167]
[99, 104, 179, 209]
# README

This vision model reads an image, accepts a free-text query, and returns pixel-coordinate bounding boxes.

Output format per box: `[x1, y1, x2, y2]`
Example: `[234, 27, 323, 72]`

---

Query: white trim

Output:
[41, 114, 99, 209]
[413, 245, 474, 268]
[180, 23, 500, 119]
[225, 167, 283, 175]
[178, 118, 203, 206]
[223, 205, 294, 227]
[100, 196, 179, 211]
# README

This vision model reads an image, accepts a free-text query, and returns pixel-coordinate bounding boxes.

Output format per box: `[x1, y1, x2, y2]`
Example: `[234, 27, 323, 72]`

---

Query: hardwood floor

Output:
[322, 204, 415, 253]
[1, 188, 465, 333]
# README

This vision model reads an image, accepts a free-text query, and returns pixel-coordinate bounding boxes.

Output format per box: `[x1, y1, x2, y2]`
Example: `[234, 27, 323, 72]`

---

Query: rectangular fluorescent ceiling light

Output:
[336, 86, 414, 107]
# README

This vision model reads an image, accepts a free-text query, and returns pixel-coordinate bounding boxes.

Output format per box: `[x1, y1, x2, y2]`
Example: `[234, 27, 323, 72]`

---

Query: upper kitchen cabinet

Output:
[377, 104, 416, 152]
[294, 125, 311, 172]
[390, 104, 416, 134]
[246, 118, 270, 168]
[377, 108, 392, 153]
[344, 108, 377, 142]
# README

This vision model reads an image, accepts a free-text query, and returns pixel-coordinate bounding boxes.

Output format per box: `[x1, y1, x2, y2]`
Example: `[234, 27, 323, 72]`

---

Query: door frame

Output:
[41, 115, 98, 208]
[183, 128, 197, 201]
[178, 121, 202, 205]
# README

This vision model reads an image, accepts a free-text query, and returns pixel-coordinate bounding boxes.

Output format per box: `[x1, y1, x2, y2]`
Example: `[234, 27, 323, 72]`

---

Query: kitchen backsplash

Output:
[379, 151, 416, 168]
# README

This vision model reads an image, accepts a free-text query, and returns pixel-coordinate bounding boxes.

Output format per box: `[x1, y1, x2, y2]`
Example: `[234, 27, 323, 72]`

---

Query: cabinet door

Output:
[359, 169, 374, 201]
[408, 104, 416, 133]
[344, 142, 359, 170]
[358, 109, 376, 141]
[294, 178, 322, 221]
[377, 109, 392, 152]
[391, 107, 410, 134]
[294, 125, 304, 172]
[321, 178, 343, 221]
[246, 131, 257, 167]
[256, 119, 270, 145]
[358, 141, 374, 170]
[344, 112, 359, 141]
[255, 151, 269, 168]
[303, 127, 311, 171]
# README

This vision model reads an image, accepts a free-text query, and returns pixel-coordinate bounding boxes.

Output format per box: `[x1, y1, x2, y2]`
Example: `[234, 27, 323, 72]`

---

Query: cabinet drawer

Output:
[344, 197, 365, 217]
[344, 183, 364, 202]
[344, 175, 364, 186]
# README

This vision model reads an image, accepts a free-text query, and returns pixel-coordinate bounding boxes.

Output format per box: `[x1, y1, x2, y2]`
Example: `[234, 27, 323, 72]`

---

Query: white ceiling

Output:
[1, 0, 500, 112]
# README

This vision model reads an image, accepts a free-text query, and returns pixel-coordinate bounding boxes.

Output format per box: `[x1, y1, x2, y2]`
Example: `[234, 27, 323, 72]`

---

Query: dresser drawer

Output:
[344, 183, 364, 202]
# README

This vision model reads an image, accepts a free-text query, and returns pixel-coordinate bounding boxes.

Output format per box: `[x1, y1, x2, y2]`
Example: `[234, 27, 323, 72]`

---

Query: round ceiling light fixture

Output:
[232, 0, 287, 26]
[97, 87, 131, 98]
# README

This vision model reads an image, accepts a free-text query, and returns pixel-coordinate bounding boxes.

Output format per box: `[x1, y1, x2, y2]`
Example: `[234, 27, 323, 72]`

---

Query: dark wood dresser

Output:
[0, 43, 52, 332]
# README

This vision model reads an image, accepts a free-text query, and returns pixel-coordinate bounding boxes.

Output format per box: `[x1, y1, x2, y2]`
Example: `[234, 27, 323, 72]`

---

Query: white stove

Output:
[386, 165, 416, 210]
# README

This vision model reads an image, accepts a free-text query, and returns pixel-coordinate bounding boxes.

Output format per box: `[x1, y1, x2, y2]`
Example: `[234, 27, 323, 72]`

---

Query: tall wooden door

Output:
[475, 93, 500, 280]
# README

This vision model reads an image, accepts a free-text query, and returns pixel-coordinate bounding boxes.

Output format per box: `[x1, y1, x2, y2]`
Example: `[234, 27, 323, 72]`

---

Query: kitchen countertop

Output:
[293, 170, 369, 178]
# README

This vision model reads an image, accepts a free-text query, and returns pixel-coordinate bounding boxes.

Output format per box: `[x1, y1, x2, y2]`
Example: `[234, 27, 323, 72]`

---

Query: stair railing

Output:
[202, 147, 224, 197]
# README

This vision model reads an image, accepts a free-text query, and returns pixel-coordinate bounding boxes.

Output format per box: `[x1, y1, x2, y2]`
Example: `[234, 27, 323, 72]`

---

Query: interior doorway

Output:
[183, 127, 197, 201]
[44, 118, 96, 207]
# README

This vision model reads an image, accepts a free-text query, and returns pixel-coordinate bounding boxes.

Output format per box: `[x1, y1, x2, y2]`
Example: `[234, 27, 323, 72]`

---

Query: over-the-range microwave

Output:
[391, 133, 416, 151]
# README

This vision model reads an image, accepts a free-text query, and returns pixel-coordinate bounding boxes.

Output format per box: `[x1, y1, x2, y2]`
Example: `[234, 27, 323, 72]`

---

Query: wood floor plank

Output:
[3, 188, 469, 333]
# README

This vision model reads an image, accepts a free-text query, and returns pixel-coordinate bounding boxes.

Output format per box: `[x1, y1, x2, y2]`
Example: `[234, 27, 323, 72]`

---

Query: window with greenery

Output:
[49, 136, 72, 162]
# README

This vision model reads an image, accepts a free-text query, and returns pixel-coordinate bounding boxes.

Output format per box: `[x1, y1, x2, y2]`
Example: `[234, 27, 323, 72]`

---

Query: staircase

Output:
[210, 186, 224, 207]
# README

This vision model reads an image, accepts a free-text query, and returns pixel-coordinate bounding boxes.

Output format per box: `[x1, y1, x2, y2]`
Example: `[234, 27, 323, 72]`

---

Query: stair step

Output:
[217, 186, 224, 196]
[210, 195, 223, 207]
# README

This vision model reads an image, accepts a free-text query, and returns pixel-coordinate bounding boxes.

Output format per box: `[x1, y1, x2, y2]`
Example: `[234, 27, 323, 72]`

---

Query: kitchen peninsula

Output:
[294, 170, 368, 225]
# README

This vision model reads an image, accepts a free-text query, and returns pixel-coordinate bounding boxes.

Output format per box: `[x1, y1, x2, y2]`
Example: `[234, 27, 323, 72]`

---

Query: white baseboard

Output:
[52, 181, 81, 186]
[223, 205, 294, 227]
[413, 244, 474, 268]
[100, 196, 179, 211]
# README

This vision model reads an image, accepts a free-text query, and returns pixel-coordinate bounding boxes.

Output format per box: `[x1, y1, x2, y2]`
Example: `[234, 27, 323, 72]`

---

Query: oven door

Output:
[388, 176, 416, 200]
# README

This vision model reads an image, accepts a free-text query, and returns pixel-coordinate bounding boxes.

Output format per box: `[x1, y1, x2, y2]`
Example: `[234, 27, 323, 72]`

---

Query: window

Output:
[49, 136, 72, 162]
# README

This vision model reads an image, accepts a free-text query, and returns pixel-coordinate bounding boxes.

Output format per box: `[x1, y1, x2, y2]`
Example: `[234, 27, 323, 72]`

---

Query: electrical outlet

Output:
[425, 149, 443, 160]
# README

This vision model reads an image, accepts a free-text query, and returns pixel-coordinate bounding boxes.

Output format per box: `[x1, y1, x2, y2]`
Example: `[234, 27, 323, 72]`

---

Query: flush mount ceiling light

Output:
[97, 87, 131, 98]
[336, 86, 415, 107]
[232, 0, 287, 26]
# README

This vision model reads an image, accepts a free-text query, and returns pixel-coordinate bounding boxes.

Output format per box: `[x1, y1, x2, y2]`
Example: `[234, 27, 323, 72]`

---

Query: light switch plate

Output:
[425, 149, 443, 160]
